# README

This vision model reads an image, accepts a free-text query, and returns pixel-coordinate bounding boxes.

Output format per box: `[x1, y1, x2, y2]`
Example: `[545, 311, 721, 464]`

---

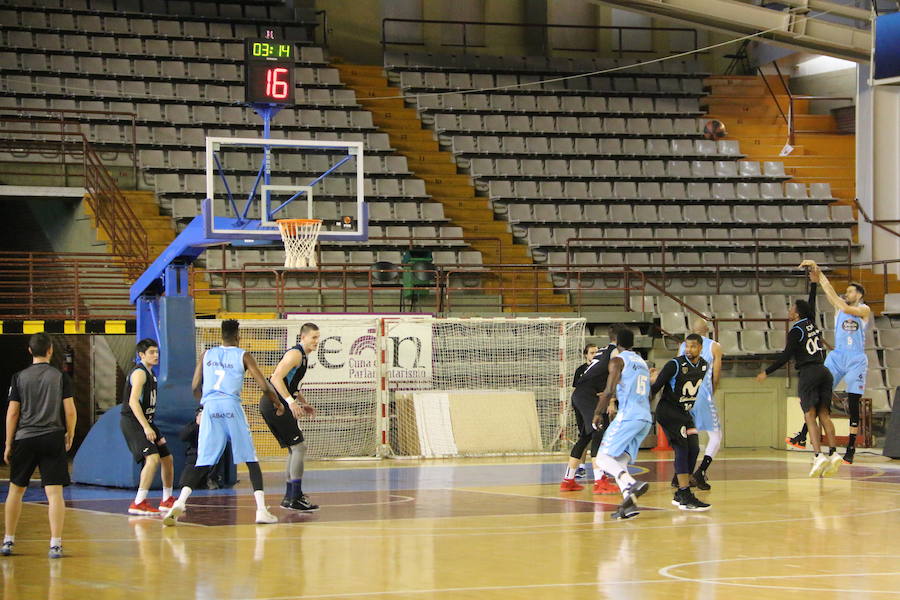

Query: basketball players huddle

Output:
[561, 259, 868, 520]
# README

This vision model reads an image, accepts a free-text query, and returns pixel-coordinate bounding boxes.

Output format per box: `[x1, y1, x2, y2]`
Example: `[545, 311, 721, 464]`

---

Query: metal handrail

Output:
[381, 18, 701, 58]
[756, 65, 854, 145]
[852, 198, 900, 239]
[0, 123, 149, 273]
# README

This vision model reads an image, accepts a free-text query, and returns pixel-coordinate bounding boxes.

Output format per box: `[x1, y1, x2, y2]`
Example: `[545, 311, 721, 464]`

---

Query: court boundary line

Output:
[659, 554, 900, 594]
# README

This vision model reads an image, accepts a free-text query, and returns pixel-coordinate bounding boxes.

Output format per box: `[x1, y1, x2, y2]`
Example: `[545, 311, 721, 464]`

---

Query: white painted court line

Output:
[659, 554, 900, 594]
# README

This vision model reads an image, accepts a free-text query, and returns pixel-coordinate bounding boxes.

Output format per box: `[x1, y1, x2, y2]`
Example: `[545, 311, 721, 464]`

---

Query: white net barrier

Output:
[195, 317, 585, 460]
[195, 318, 381, 460]
[389, 317, 586, 457]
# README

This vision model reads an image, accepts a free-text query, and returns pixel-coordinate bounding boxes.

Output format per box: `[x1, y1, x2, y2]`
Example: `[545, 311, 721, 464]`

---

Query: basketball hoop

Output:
[277, 219, 322, 269]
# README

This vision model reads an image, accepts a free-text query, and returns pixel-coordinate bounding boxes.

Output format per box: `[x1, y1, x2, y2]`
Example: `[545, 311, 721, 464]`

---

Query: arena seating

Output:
[0, 1, 476, 270]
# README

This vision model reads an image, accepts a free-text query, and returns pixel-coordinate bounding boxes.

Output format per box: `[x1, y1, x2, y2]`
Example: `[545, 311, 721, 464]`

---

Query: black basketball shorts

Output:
[655, 400, 696, 449]
[9, 431, 71, 487]
[259, 395, 304, 448]
[798, 364, 834, 413]
[120, 417, 171, 464]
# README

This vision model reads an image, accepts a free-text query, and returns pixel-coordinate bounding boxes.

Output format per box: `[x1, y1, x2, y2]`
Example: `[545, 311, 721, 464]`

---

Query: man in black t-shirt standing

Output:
[2, 333, 76, 559]
[757, 296, 842, 478]
[120, 338, 175, 515]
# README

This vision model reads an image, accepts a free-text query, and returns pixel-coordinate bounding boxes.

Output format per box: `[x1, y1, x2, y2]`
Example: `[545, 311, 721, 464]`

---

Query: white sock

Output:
[704, 430, 722, 458]
[594, 453, 635, 495]
[564, 467, 576, 480]
[176, 486, 193, 507]
[592, 460, 605, 481]
[134, 489, 148, 504]
[50, 537, 61, 548]
[253, 490, 267, 511]
[3, 535, 14, 544]
[163, 487, 173, 499]
[578, 463, 586, 470]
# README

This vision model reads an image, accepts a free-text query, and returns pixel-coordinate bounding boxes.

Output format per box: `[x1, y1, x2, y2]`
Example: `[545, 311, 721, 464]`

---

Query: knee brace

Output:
[674, 444, 691, 474]
[847, 393, 861, 428]
[688, 433, 700, 472]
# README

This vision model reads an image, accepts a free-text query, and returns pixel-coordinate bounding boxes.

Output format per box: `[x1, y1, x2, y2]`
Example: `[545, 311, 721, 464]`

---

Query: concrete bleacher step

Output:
[705, 74, 855, 203]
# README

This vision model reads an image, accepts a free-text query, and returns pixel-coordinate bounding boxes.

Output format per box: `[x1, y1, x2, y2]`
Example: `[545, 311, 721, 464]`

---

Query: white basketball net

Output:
[277, 219, 322, 269]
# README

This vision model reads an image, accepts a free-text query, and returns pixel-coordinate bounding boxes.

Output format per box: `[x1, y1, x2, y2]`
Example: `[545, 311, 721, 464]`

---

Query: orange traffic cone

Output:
[652, 424, 672, 451]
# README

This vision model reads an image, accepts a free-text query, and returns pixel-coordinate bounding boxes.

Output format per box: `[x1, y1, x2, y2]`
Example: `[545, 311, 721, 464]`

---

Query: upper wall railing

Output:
[381, 18, 701, 58]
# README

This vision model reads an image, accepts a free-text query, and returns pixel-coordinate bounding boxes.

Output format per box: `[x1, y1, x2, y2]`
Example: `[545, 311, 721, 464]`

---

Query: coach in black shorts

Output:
[758, 297, 842, 478]
[2, 333, 76, 559]
[262, 322, 320, 511]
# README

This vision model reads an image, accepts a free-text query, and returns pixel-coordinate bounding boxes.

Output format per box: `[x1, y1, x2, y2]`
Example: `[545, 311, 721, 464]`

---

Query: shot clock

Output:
[244, 39, 295, 104]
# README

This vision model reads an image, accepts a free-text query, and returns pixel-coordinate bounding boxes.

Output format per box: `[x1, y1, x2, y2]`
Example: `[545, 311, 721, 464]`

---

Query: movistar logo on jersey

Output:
[681, 380, 702, 397]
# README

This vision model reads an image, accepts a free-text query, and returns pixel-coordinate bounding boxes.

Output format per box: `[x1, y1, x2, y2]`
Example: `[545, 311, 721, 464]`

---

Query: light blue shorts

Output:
[689, 387, 721, 432]
[599, 417, 652, 463]
[196, 398, 258, 466]
[825, 351, 868, 395]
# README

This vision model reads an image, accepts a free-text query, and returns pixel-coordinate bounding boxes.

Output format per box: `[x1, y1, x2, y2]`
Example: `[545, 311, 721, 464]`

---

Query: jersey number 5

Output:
[636, 375, 648, 395]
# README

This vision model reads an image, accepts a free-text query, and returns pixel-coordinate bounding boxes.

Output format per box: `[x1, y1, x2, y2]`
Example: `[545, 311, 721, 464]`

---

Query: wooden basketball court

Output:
[2, 449, 900, 599]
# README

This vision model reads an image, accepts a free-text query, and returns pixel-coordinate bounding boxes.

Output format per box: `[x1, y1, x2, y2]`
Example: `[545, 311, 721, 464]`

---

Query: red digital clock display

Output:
[244, 38, 295, 105]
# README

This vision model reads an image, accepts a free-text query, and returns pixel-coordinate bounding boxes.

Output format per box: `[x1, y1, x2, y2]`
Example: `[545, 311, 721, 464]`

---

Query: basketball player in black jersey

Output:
[559, 325, 621, 494]
[262, 322, 320, 511]
[120, 339, 176, 515]
[757, 298, 843, 478]
[650, 334, 710, 511]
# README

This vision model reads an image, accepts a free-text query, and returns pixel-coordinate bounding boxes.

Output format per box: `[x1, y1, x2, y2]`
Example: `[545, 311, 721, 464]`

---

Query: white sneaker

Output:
[162, 503, 185, 527]
[808, 454, 829, 478]
[821, 453, 843, 478]
[255, 508, 278, 524]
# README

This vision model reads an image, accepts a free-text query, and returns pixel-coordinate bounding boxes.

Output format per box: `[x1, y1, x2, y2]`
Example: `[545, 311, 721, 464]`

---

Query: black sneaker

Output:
[280, 495, 292, 509]
[574, 466, 587, 479]
[843, 447, 855, 464]
[287, 494, 319, 511]
[0, 541, 13, 556]
[786, 434, 807, 450]
[676, 489, 711, 511]
[671, 488, 687, 507]
[611, 495, 640, 520]
[670, 474, 679, 489]
[625, 480, 649, 500]
[691, 470, 711, 491]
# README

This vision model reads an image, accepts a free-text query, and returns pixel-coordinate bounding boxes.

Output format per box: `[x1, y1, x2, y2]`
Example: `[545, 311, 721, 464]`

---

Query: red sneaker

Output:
[592, 476, 620, 495]
[559, 478, 584, 491]
[158, 496, 177, 510]
[128, 500, 160, 515]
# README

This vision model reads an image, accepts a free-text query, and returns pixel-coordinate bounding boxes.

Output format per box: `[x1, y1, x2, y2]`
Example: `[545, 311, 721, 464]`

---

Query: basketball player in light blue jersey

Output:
[163, 319, 283, 526]
[677, 319, 723, 490]
[800, 260, 871, 464]
[592, 327, 652, 520]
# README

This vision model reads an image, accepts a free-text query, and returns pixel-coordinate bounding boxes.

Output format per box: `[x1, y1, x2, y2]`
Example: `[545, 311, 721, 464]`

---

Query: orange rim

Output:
[276, 219, 322, 225]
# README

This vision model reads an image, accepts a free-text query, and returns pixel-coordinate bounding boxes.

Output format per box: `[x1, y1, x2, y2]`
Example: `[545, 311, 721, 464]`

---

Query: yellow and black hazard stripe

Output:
[0, 320, 137, 335]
